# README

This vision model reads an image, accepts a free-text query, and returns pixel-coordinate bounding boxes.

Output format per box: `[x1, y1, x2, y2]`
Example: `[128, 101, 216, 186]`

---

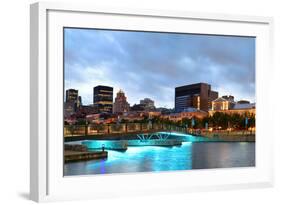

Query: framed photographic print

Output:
[30, 2, 274, 202]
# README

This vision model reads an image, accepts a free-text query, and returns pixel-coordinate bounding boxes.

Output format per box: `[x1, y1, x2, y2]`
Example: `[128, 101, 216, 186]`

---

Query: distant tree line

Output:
[160, 112, 255, 130]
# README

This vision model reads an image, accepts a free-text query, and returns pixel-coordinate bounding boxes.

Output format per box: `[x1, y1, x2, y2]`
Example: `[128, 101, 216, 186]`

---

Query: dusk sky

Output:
[64, 28, 255, 108]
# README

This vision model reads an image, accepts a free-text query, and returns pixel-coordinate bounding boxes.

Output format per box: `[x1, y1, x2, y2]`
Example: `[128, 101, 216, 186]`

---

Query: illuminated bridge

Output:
[64, 123, 254, 151]
[64, 122, 231, 150]
[64, 122, 190, 141]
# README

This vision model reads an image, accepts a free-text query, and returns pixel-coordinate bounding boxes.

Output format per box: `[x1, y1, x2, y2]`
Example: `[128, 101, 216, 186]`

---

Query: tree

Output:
[247, 113, 255, 128]
[181, 117, 191, 128]
[76, 118, 87, 125]
[211, 112, 229, 129]
[229, 113, 244, 129]
[202, 116, 210, 129]
[120, 119, 129, 123]
[194, 117, 206, 129]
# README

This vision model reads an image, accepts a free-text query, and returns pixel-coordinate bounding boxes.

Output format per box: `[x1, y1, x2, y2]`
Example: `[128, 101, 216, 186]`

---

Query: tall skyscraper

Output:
[175, 83, 218, 112]
[66, 89, 78, 103]
[93, 85, 113, 113]
[65, 89, 81, 113]
[113, 90, 130, 113]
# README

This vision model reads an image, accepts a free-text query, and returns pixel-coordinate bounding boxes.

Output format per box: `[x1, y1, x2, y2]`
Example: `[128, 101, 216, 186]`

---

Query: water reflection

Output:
[64, 142, 255, 176]
[192, 142, 255, 169]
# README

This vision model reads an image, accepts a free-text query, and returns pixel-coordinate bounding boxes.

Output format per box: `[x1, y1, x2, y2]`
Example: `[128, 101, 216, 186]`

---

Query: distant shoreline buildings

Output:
[64, 89, 82, 117]
[175, 82, 218, 112]
[140, 98, 155, 111]
[64, 82, 255, 125]
[209, 95, 255, 116]
[113, 90, 130, 114]
[93, 85, 113, 113]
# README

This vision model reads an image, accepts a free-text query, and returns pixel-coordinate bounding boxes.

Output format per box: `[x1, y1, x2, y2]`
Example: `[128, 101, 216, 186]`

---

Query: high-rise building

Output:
[66, 89, 78, 103]
[140, 98, 155, 110]
[113, 90, 130, 113]
[175, 83, 218, 112]
[209, 91, 219, 109]
[65, 89, 81, 113]
[93, 85, 113, 113]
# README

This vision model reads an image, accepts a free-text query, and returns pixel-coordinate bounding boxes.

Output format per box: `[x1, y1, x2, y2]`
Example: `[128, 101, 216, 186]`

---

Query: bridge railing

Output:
[64, 123, 187, 137]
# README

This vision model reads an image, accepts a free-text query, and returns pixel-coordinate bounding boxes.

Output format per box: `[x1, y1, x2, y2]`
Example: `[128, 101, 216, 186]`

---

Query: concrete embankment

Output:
[201, 133, 255, 142]
[64, 151, 108, 163]
[64, 144, 108, 163]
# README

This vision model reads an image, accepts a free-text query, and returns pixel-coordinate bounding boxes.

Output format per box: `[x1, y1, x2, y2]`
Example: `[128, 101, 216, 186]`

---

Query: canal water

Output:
[64, 142, 255, 176]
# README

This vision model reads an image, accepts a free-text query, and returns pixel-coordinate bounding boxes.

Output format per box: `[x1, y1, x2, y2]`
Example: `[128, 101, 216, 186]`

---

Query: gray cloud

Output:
[64, 28, 255, 108]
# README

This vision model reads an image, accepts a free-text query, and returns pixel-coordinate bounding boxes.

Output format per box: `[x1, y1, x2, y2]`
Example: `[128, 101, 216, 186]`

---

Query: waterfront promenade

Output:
[64, 122, 255, 142]
[63, 123, 255, 164]
[64, 122, 187, 141]
[200, 130, 255, 142]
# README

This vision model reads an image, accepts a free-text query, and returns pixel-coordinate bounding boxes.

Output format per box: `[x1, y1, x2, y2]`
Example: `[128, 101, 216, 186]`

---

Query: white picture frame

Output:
[30, 2, 274, 202]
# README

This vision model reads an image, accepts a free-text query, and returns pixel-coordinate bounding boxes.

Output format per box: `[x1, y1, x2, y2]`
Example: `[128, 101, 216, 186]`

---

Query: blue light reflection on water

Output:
[64, 142, 193, 175]
[64, 140, 255, 176]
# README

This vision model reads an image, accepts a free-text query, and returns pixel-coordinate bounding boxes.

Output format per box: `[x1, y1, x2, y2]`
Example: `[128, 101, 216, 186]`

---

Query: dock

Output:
[82, 140, 128, 150]
[64, 144, 108, 163]
[64, 150, 108, 163]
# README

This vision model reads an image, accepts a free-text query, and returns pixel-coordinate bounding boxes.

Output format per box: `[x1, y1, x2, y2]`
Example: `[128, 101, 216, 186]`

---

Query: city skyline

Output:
[65, 83, 253, 110]
[64, 28, 255, 108]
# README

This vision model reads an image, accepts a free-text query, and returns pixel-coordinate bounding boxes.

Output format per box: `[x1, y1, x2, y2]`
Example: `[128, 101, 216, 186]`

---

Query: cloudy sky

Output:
[64, 28, 255, 108]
